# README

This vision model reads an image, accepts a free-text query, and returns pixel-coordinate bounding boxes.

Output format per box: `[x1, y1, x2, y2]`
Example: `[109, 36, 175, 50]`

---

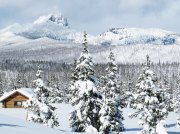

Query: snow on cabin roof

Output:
[0, 88, 34, 102]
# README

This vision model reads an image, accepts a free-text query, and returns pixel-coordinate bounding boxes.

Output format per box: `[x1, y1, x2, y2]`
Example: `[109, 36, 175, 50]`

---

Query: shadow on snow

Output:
[58, 129, 74, 133]
[168, 132, 180, 134]
[0, 123, 24, 127]
[165, 123, 176, 128]
[125, 128, 142, 131]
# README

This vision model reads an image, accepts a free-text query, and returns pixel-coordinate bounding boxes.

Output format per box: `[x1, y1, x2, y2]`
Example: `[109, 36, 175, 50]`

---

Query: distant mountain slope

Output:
[0, 13, 180, 63]
[0, 13, 81, 42]
[2, 13, 180, 46]
[96, 28, 179, 46]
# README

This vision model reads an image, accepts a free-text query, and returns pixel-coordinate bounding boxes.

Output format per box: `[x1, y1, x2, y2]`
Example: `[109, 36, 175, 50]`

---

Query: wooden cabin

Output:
[0, 88, 33, 108]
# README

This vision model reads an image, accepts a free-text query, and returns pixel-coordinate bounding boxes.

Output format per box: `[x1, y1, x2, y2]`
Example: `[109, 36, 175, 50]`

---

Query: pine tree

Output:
[0, 74, 5, 96]
[24, 67, 59, 128]
[97, 75, 108, 98]
[99, 51, 124, 133]
[118, 80, 128, 108]
[125, 78, 134, 108]
[69, 32, 101, 132]
[68, 59, 79, 104]
[129, 55, 172, 134]
[175, 75, 180, 128]
[158, 78, 174, 113]
[47, 75, 64, 103]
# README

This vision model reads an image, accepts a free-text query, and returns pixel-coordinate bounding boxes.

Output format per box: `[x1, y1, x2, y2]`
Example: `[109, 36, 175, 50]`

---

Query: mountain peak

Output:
[34, 13, 69, 27]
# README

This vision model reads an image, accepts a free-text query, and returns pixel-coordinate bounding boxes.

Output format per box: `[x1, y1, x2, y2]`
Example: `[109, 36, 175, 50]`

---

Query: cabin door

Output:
[4, 101, 7, 108]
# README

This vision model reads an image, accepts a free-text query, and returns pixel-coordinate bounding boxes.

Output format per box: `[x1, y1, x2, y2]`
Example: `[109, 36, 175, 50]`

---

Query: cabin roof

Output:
[0, 88, 34, 102]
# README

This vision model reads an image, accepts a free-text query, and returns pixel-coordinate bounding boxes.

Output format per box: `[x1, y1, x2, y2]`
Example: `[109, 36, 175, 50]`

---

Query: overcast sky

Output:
[0, 0, 180, 35]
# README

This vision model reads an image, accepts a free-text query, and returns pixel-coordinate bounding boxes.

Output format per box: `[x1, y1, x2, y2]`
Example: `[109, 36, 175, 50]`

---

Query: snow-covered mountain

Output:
[0, 13, 83, 43]
[2, 13, 180, 46]
[0, 13, 180, 63]
[97, 28, 180, 46]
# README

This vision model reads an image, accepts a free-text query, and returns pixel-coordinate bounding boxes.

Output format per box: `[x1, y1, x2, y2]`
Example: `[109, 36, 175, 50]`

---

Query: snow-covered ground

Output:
[0, 103, 180, 134]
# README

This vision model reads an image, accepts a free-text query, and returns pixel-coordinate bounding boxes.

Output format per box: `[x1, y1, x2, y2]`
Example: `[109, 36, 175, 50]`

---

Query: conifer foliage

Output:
[175, 75, 180, 128]
[124, 78, 134, 108]
[129, 55, 172, 134]
[24, 66, 59, 128]
[69, 32, 101, 132]
[99, 51, 124, 133]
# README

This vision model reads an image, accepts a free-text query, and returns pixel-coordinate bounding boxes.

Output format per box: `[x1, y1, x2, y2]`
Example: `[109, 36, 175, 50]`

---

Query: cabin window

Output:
[14, 101, 22, 107]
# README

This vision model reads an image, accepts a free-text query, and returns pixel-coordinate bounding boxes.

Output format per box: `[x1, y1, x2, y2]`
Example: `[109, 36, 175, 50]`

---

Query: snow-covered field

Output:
[0, 103, 180, 134]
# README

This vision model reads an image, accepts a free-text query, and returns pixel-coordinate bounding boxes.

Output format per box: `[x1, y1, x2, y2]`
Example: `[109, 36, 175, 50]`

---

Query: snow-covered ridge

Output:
[1, 13, 179, 46]
[0, 13, 180, 63]
[0, 12, 180, 46]
[97, 28, 178, 45]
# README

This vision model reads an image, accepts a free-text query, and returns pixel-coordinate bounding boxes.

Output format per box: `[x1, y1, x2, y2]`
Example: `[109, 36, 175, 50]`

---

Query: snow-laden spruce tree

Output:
[47, 75, 65, 103]
[125, 78, 135, 108]
[24, 67, 59, 128]
[68, 59, 79, 103]
[99, 51, 124, 133]
[69, 32, 101, 132]
[118, 80, 127, 108]
[158, 78, 174, 113]
[174, 75, 180, 128]
[129, 55, 172, 134]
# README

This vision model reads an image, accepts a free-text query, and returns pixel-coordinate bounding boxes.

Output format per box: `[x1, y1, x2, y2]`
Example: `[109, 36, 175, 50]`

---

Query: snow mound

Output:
[156, 121, 168, 134]
[86, 125, 98, 133]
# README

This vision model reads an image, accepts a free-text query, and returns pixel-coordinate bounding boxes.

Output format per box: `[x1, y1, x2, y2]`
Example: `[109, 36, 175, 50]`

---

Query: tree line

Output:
[0, 59, 180, 97]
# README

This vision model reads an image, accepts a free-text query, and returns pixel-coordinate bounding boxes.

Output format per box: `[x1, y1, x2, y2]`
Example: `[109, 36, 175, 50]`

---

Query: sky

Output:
[0, 0, 180, 35]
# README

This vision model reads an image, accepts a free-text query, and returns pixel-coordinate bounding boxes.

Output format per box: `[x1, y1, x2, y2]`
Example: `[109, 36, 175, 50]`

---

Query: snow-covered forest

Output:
[0, 32, 180, 134]
[0, 59, 179, 97]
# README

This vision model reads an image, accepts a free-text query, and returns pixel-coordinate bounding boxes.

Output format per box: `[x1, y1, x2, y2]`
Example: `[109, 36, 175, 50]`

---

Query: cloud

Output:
[0, 0, 30, 7]
[0, 0, 180, 35]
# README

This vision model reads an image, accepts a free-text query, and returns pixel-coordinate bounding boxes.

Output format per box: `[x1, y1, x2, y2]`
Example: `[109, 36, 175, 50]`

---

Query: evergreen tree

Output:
[68, 59, 79, 103]
[0, 73, 5, 96]
[69, 32, 101, 132]
[24, 67, 59, 128]
[98, 76, 107, 97]
[99, 51, 124, 133]
[129, 55, 172, 134]
[158, 78, 174, 113]
[47, 75, 64, 103]
[118, 80, 128, 108]
[174, 75, 180, 128]
[124, 78, 135, 108]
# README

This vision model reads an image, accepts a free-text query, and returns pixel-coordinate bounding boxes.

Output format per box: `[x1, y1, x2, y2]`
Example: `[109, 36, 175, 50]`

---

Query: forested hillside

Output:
[0, 59, 179, 98]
